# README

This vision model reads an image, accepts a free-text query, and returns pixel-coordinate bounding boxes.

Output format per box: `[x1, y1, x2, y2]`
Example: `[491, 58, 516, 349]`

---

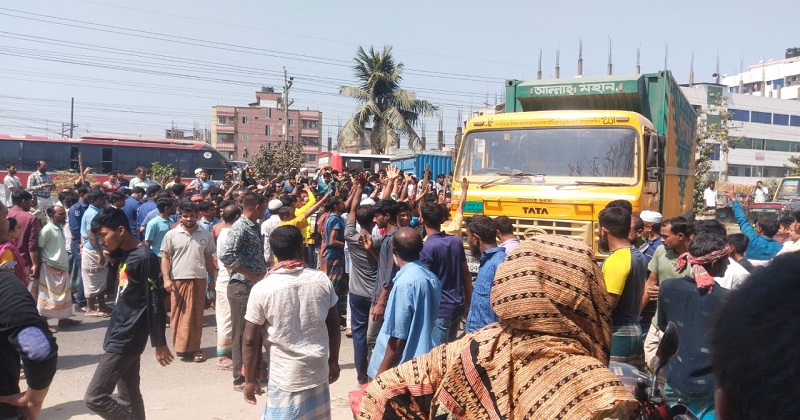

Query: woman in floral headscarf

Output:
[357, 234, 639, 419]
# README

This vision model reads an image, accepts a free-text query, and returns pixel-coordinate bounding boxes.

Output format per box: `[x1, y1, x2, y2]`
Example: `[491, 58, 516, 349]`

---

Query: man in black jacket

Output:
[84, 208, 173, 419]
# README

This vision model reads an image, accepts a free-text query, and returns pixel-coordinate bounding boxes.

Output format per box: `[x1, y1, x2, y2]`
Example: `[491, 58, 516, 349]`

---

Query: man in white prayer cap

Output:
[638, 210, 663, 262]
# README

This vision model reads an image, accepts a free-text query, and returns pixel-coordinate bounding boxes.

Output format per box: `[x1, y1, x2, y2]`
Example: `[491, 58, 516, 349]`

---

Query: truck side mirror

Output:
[645, 134, 665, 182]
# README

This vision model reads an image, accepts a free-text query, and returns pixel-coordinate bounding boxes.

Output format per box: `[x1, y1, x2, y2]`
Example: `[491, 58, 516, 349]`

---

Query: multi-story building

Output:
[211, 87, 322, 167]
[720, 48, 800, 100]
[682, 83, 800, 184]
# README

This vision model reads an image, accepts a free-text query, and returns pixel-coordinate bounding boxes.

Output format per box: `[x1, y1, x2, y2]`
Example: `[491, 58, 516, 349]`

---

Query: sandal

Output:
[86, 311, 110, 318]
[193, 352, 206, 363]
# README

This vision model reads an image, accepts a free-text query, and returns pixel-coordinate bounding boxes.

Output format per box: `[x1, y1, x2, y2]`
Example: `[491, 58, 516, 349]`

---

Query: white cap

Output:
[299, 167, 309, 173]
[268, 199, 283, 211]
[640, 210, 663, 223]
[360, 196, 376, 206]
[194, 168, 203, 175]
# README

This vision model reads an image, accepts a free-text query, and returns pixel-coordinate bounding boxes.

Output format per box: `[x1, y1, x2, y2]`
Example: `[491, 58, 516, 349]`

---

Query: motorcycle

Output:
[610, 321, 699, 420]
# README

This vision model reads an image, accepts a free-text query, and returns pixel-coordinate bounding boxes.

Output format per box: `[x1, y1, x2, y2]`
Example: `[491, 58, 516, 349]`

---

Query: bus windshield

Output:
[455, 127, 637, 182]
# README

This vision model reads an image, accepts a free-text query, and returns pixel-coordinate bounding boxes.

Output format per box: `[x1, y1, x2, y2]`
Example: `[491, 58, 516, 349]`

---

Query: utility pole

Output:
[283, 67, 294, 144]
[69, 97, 75, 137]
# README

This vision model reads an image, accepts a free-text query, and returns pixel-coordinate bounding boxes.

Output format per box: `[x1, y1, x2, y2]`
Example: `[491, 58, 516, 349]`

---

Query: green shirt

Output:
[647, 245, 691, 283]
[39, 222, 69, 271]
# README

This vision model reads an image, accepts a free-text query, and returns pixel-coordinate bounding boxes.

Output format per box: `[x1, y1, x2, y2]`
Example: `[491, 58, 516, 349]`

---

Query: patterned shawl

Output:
[358, 235, 639, 419]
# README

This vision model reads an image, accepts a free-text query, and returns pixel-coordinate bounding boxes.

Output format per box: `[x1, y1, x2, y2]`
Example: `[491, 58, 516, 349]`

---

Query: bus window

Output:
[24, 142, 69, 170]
[101, 147, 113, 174]
[78, 144, 101, 172]
[114, 146, 138, 174]
[70, 146, 80, 171]
[0, 140, 20, 167]
[345, 158, 364, 171]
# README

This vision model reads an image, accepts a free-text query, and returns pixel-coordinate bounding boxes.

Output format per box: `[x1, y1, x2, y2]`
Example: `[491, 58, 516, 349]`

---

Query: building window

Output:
[217, 116, 228, 125]
[265, 125, 271, 136]
[710, 144, 720, 161]
[764, 166, 788, 178]
[751, 111, 772, 124]
[242, 117, 249, 124]
[288, 136, 294, 141]
[300, 137, 318, 145]
[302, 120, 318, 129]
[706, 114, 721, 126]
[730, 109, 750, 122]
[765, 139, 792, 152]
[288, 119, 294, 126]
[774, 114, 789, 126]
[217, 133, 233, 143]
[305, 154, 316, 162]
[727, 164, 752, 177]
[241, 134, 249, 142]
[242, 148, 249, 159]
[791, 116, 800, 127]
[266, 108, 272, 118]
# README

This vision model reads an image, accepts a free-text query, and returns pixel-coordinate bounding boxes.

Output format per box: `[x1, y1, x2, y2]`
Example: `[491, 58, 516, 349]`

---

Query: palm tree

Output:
[338, 46, 437, 154]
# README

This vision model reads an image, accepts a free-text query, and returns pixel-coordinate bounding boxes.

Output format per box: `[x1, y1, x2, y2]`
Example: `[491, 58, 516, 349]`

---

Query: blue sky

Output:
[1, 0, 797, 150]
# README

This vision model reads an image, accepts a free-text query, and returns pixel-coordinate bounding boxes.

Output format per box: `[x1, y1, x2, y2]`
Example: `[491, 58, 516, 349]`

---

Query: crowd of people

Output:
[1, 158, 798, 419]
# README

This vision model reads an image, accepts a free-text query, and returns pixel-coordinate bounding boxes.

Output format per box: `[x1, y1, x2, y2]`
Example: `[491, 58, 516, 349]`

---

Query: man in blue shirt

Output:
[80, 189, 110, 316]
[368, 227, 441, 379]
[135, 185, 161, 240]
[419, 199, 471, 345]
[121, 187, 144, 235]
[144, 197, 176, 257]
[726, 190, 782, 261]
[68, 186, 89, 310]
[197, 201, 220, 233]
[465, 216, 506, 333]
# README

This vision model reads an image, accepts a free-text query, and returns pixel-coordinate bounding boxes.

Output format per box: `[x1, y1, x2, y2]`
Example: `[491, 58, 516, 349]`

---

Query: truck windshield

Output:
[775, 179, 800, 201]
[456, 127, 637, 181]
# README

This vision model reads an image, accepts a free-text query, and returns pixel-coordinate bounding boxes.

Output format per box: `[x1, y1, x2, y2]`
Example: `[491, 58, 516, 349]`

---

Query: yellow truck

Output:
[453, 71, 697, 263]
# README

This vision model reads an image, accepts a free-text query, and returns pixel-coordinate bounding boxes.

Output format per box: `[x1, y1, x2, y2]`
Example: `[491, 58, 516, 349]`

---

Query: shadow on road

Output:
[58, 353, 102, 371]
[40, 399, 90, 419]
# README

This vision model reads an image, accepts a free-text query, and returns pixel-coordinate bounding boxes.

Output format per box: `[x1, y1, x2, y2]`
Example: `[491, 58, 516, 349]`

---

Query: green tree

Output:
[694, 92, 741, 212]
[249, 142, 305, 178]
[150, 161, 175, 186]
[785, 156, 800, 176]
[338, 46, 438, 154]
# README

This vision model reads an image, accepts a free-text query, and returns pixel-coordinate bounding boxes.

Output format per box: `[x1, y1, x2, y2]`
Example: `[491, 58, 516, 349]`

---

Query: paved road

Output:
[37, 309, 358, 419]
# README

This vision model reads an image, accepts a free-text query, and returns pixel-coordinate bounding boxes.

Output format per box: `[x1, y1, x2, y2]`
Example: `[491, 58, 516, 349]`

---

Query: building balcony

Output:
[300, 128, 319, 137]
[216, 125, 235, 134]
[215, 106, 235, 117]
[302, 145, 320, 154]
[299, 110, 320, 119]
[216, 142, 235, 151]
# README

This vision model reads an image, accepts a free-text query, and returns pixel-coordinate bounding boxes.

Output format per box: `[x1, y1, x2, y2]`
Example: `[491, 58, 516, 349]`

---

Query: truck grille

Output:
[509, 217, 593, 244]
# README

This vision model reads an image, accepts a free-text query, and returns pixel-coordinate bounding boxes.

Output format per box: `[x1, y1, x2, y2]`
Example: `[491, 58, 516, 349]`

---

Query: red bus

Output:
[0, 133, 231, 185]
[316, 151, 391, 173]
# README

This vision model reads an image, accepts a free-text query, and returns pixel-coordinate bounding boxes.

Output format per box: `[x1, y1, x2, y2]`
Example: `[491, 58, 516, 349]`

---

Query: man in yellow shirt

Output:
[279, 191, 330, 229]
[598, 205, 647, 371]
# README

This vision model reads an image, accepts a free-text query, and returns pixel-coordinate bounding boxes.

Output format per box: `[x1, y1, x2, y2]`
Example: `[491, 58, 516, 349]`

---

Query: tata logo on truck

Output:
[523, 207, 549, 215]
